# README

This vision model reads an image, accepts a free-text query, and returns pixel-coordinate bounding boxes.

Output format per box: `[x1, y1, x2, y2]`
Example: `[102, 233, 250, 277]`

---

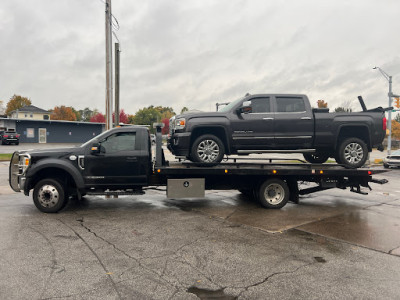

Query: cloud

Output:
[1, 0, 400, 116]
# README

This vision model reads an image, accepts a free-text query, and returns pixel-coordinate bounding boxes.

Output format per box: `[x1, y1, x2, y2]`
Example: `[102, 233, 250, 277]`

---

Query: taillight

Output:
[383, 117, 387, 131]
[3, 135, 8, 138]
[16, 134, 20, 138]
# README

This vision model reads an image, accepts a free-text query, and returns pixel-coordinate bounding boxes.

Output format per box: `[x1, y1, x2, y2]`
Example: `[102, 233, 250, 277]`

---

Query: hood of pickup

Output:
[26, 147, 82, 159]
[179, 111, 228, 120]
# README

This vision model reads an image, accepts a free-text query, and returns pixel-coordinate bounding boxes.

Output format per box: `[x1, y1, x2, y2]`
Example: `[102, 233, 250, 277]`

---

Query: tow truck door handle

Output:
[301, 117, 311, 120]
[263, 117, 274, 120]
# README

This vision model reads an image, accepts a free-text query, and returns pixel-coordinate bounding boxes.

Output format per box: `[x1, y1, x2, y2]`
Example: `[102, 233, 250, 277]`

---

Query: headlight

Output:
[19, 153, 31, 175]
[175, 117, 186, 130]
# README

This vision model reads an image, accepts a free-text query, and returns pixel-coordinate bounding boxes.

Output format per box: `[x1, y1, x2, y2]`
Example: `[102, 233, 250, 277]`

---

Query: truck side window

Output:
[276, 97, 305, 113]
[247, 98, 270, 113]
[100, 132, 136, 154]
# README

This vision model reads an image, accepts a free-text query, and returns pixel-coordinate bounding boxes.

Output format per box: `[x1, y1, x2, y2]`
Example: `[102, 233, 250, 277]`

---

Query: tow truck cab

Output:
[10, 126, 153, 199]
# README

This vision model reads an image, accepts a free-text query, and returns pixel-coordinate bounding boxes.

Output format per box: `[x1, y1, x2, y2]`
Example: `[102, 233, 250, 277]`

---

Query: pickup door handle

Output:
[263, 117, 274, 120]
[127, 157, 138, 162]
[301, 117, 311, 120]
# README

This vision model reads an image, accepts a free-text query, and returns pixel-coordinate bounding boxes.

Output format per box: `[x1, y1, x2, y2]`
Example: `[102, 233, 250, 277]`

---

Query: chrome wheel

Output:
[197, 139, 220, 163]
[263, 183, 285, 205]
[37, 184, 60, 208]
[344, 142, 363, 164]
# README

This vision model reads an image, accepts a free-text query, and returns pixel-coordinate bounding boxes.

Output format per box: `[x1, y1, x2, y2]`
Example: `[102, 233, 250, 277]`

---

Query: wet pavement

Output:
[0, 151, 400, 299]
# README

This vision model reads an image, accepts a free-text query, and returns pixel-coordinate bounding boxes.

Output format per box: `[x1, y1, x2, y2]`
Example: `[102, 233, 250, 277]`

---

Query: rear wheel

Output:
[190, 134, 225, 163]
[303, 152, 330, 164]
[258, 178, 289, 209]
[33, 178, 68, 213]
[336, 137, 368, 168]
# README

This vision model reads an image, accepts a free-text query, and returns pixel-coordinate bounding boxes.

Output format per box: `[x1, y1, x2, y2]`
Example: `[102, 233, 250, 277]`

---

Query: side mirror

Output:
[237, 105, 252, 114]
[90, 143, 101, 154]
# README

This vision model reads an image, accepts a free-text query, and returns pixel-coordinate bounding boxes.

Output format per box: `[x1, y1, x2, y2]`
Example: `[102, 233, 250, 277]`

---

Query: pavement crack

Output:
[236, 261, 316, 298]
[72, 217, 181, 293]
[57, 219, 122, 300]
[28, 226, 58, 300]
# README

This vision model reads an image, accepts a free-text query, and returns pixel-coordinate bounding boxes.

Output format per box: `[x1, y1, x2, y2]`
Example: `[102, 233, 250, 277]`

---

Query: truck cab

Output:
[10, 126, 152, 212]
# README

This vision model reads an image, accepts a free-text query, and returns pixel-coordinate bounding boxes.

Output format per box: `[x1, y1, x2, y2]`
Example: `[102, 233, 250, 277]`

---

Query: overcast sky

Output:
[1, 0, 400, 116]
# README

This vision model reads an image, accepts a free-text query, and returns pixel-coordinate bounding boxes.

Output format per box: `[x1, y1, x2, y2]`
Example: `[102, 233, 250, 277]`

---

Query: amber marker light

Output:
[25, 158, 30, 166]
[319, 170, 324, 174]
[225, 169, 228, 173]
[157, 169, 161, 173]
[272, 170, 277, 174]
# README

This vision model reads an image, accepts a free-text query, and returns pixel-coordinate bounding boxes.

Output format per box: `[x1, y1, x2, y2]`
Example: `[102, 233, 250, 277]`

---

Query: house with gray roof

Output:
[8, 105, 51, 120]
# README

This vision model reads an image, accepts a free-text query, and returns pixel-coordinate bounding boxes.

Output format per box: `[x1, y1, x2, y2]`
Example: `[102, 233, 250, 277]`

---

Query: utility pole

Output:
[114, 43, 120, 126]
[373, 67, 396, 155]
[105, 0, 113, 130]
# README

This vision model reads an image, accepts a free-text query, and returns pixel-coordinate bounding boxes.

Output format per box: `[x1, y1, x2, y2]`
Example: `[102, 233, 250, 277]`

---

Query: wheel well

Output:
[29, 168, 77, 194]
[337, 126, 371, 150]
[190, 127, 230, 154]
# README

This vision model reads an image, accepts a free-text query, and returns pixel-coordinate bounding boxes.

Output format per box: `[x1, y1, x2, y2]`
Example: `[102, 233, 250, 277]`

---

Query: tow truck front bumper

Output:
[9, 152, 28, 193]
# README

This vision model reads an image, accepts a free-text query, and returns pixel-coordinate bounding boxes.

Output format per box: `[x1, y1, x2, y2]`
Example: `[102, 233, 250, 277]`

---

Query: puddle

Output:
[187, 287, 236, 300]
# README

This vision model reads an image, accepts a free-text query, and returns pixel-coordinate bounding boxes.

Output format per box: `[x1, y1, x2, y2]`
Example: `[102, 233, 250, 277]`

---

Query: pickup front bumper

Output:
[167, 132, 191, 157]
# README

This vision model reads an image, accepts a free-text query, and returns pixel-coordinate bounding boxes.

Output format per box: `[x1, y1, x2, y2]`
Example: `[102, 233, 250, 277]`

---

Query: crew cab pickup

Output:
[10, 125, 387, 213]
[168, 94, 387, 168]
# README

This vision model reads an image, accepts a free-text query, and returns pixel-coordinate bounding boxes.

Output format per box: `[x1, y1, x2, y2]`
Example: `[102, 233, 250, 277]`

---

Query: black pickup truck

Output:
[10, 125, 387, 213]
[168, 94, 387, 168]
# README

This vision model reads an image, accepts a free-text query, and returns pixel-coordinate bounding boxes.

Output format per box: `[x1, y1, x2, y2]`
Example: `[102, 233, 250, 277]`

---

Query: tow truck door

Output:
[82, 130, 149, 188]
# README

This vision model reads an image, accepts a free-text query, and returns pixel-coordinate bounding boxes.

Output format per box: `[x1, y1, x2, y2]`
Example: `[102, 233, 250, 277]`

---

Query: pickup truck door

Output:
[82, 131, 148, 188]
[272, 96, 313, 148]
[230, 97, 274, 149]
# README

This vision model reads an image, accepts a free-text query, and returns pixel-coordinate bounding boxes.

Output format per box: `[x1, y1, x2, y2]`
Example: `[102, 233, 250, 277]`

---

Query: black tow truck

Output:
[9, 125, 387, 213]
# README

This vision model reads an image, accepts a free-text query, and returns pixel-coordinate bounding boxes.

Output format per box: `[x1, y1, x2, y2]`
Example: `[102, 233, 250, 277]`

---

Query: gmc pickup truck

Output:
[10, 126, 387, 213]
[168, 94, 387, 168]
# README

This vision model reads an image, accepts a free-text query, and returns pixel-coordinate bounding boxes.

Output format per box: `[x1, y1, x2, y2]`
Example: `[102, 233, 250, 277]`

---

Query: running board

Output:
[87, 190, 145, 196]
[237, 149, 316, 154]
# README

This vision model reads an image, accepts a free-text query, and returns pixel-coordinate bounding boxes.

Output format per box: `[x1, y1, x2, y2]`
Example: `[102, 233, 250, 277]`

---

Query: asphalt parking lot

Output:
[0, 145, 399, 299]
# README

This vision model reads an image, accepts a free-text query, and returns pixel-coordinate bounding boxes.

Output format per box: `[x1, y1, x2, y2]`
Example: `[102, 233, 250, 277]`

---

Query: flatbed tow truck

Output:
[10, 125, 388, 213]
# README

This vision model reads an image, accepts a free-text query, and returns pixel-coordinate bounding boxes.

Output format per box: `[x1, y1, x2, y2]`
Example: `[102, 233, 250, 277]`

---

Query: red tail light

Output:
[3, 135, 8, 138]
[16, 134, 20, 138]
[383, 117, 387, 131]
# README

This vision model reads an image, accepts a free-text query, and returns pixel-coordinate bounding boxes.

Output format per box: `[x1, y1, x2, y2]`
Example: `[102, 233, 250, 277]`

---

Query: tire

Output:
[303, 153, 330, 164]
[33, 178, 68, 213]
[336, 137, 368, 169]
[190, 134, 225, 163]
[258, 178, 289, 209]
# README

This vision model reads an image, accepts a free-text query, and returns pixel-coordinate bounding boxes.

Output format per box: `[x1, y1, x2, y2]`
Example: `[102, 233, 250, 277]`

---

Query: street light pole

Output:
[373, 67, 393, 155]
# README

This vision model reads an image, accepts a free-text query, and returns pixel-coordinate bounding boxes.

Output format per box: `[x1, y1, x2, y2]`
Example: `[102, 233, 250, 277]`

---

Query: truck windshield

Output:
[218, 96, 246, 112]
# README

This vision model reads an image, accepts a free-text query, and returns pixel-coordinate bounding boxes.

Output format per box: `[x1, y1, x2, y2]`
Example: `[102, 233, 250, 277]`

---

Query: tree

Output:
[335, 100, 353, 112]
[317, 100, 328, 108]
[90, 112, 106, 123]
[51, 106, 77, 121]
[392, 120, 400, 140]
[153, 106, 175, 119]
[127, 114, 135, 124]
[180, 107, 189, 114]
[6, 94, 32, 115]
[161, 118, 169, 135]
[113, 109, 129, 124]
[133, 107, 162, 128]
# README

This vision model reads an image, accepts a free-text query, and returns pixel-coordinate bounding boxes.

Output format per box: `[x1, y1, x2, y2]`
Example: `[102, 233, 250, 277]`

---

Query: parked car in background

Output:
[383, 149, 400, 168]
[150, 134, 156, 145]
[2, 131, 20, 145]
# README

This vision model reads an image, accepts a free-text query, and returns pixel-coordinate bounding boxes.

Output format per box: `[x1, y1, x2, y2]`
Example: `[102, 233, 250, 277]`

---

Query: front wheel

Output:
[190, 134, 225, 163]
[303, 153, 330, 164]
[33, 178, 68, 213]
[336, 137, 368, 168]
[258, 178, 289, 209]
